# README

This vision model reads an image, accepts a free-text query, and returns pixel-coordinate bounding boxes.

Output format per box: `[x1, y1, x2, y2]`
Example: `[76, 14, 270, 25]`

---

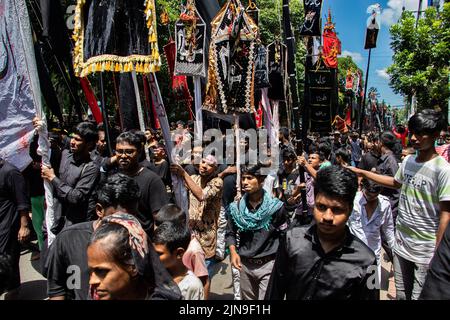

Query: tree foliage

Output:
[387, 4, 450, 116]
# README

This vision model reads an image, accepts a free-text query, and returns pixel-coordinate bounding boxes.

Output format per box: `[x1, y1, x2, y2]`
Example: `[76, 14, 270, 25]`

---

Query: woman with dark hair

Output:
[87, 213, 181, 300]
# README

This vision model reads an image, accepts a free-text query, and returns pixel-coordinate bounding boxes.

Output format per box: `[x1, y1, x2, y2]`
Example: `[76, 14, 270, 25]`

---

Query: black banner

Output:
[299, 0, 323, 36]
[307, 65, 336, 133]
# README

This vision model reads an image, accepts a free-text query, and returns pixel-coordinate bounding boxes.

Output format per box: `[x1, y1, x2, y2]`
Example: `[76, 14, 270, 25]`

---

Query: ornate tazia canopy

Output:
[203, 0, 258, 115]
[72, 0, 161, 77]
[175, 0, 207, 77]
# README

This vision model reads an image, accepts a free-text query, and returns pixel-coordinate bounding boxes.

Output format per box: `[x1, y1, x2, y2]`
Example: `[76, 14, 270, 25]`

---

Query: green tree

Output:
[387, 4, 450, 118]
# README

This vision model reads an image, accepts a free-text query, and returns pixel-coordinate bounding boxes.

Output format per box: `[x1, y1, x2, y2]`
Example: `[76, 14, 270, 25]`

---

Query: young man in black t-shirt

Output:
[101, 131, 169, 234]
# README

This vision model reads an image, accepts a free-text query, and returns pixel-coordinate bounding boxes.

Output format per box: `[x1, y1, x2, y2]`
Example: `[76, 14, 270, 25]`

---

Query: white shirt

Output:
[178, 270, 205, 300]
[348, 192, 395, 263]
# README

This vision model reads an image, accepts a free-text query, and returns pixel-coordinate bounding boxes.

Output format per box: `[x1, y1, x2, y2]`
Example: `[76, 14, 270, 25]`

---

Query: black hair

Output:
[311, 150, 326, 162]
[361, 178, 382, 194]
[89, 223, 133, 268]
[95, 173, 141, 210]
[0, 254, 12, 295]
[151, 222, 191, 253]
[408, 109, 446, 136]
[335, 148, 351, 164]
[282, 148, 297, 160]
[314, 166, 358, 210]
[380, 131, 397, 151]
[153, 204, 187, 228]
[116, 131, 144, 151]
[74, 122, 98, 145]
[279, 127, 289, 140]
[318, 142, 332, 160]
[241, 163, 270, 178]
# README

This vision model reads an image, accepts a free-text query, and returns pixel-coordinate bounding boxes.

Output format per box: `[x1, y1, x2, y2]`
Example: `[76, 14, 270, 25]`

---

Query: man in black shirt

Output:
[266, 166, 378, 300]
[41, 122, 100, 233]
[420, 223, 450, 300]
[0, 158, 31, 296]
[226, 164, 289, 300]
[374, 131, 400, 220]
[46, 174, 140, 300]
[358, 136, 381, 171]
[101, 131, 169, 234]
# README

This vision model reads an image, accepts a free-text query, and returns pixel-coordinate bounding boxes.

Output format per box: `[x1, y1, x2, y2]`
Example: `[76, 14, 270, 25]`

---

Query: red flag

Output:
[322, 10, 341, 69]
[79, 77, 103, 124]
[345, 70, 354, 90]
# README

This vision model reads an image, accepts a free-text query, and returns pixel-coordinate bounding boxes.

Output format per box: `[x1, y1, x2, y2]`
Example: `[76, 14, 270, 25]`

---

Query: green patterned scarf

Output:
[229, 190, 284, 232]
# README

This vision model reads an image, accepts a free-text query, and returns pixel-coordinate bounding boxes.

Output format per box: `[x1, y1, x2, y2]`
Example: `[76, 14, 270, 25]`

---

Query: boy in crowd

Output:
[152, 222, 205, 300]
[266, 166, 378, 300]
[153, 204, 210, 299]
[351, 109, 450, 300]
[347, 179, 395, 284]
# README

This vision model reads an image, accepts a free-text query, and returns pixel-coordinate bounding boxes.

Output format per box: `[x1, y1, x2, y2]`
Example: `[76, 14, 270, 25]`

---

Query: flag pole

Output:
[359, 48, 372, 135]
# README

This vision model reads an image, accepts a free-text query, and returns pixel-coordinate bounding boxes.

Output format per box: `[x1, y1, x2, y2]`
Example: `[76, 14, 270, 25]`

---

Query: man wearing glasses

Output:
[100, 131, 169, 236]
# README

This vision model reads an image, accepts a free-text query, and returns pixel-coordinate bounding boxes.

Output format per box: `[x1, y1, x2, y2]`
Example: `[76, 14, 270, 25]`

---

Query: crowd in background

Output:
[1, 109, 450, 300]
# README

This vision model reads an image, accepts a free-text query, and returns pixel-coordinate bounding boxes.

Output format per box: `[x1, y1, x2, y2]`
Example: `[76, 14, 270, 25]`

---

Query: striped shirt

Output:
[394, 155, 450, 264]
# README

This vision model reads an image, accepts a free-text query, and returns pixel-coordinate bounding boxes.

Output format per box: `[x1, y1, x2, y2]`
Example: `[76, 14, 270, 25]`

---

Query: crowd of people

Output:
[1, 109, 450, 300]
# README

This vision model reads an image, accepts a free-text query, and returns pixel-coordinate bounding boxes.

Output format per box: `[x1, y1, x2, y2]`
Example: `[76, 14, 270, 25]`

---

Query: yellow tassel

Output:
[150, 32, 157, 43]
[105, 61, 111, 71]
[153, 50, 160, 62]
[114, 63, 119, 72]
[144, 63, 149, 71]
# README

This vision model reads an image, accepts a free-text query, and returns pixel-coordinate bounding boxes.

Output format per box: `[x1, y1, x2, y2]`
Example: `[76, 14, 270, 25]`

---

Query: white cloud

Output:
[340, 50, 363, 63]
[377, 0, 421, 27]
[376, 68, 390, 80]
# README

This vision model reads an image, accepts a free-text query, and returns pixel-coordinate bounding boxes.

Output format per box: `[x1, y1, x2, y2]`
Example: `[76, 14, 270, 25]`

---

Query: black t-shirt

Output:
[148, 160, 171, 187]
[134, 168, 169, 234]
[183, 164, 199, 176]
[46, 221, 94, 300]
[0, 160, 30, 253]
[420, 224, 450, 300]
[358, 151, 381, 171]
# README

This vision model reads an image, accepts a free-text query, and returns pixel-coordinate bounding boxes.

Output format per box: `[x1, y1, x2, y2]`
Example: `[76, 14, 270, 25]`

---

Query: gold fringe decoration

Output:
[73, 0, 161, 77]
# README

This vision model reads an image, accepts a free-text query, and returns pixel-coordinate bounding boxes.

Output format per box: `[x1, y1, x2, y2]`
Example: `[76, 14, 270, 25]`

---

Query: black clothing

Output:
[46, 221, 94, 300]
[276, 168, 300, 212]
[0, 160, 30, 290]
[265, 224, 378, 300]
[226, 201, 289, 259]
[222, 173, 237, 207]
[183, 164, 199, 176]
[22, 133, 44, 197]
[148, 160, 171, 187]
[133, 168, 169, 234]
[420, 224, 450, 300]
[376, 151, 400, 218]
[51, 149, 99, 231]
[90, 150, 107, 168]
[358, 151, 381, 171]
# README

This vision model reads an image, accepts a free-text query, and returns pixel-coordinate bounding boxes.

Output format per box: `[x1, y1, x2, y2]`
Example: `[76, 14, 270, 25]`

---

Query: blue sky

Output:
[322, 0, 433, 107]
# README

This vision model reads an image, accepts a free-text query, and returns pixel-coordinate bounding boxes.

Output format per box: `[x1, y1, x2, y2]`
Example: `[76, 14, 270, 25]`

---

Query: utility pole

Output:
[416, 0, 424, 27]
